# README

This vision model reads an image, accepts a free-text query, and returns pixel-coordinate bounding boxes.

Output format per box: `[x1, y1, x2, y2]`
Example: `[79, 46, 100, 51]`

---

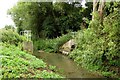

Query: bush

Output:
[69, 10, 120, 77]
[34, 33, 73, 53]
[103, 10, 120, 66]
[1, 29, 26, 46]
[70, 28, 103, 67]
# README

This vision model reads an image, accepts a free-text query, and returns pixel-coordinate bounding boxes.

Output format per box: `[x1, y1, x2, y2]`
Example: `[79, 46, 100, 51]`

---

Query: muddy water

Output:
[34, 52, 102, 78]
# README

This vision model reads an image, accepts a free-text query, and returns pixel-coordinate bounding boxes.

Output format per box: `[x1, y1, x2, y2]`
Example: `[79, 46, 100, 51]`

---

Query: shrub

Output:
[69, 10, 120, 77]
[1, 29, 26, 46]
[103, 10, 120, 66]
[34, 33, 73, 53]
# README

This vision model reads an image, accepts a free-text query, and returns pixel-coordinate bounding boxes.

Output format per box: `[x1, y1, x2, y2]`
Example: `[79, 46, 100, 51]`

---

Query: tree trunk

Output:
[92, 0, 98, 20]
[98, 0, 105, 24]
[92, 0, 105, 23]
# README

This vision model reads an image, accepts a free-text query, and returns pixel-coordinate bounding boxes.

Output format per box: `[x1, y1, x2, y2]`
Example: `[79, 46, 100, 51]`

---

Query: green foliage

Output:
[48, 65, 56, 71]
[69, 9, 120, 77]
[103, 10, 120, 66]
[4, 25, 15, 30]
[34, 33, 73, 53]
[8, 2, 91, 39]
[83, 2, 93, 19]
[40, 70, 63, 78]
[1, 29, 26, 46]
[0, 43, 63, 78]
[104, 2, 120, 16]
[69, 28, 103, 67]
[101, 71, 113, 77]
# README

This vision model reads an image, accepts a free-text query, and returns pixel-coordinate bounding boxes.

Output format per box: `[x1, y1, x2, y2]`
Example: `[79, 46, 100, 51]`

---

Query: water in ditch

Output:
[34, 52, 102, 78]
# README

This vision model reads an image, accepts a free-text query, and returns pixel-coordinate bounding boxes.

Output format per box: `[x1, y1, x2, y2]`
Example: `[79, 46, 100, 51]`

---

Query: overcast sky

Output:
[0, 0, 18, 28]
[0, 0, 86, 29]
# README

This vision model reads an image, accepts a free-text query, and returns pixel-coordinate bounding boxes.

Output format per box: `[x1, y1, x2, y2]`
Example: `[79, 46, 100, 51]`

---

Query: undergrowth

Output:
[69, 10, 120, 78]
[0, 29, 26, 46]
[34, 33, 73, 53]
[0, 43, 63, 78]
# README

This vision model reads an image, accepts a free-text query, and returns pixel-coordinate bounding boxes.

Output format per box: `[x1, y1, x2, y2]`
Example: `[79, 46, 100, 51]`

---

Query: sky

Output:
[0, 0, 86, 29]
[0, 0, 18, 29]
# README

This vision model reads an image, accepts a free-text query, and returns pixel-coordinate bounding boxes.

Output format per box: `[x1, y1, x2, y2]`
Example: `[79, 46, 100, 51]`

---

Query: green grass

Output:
[0, 43, 63, 78]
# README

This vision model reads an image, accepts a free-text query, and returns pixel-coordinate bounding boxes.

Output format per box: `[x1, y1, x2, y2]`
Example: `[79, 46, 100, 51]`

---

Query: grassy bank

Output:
[0, 43, 63, 78]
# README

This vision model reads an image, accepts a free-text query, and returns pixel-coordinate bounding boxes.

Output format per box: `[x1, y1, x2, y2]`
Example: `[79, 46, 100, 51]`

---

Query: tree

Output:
[92, 0, 105, 24]
[92, 1, 120, 24]
[8, 1, 92, 39]
[8, 2, 47, 38]
[4, 25, 15, 30]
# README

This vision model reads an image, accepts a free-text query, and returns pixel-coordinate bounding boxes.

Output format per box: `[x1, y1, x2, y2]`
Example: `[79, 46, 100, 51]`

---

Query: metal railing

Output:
[20, 30, 31, 41]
